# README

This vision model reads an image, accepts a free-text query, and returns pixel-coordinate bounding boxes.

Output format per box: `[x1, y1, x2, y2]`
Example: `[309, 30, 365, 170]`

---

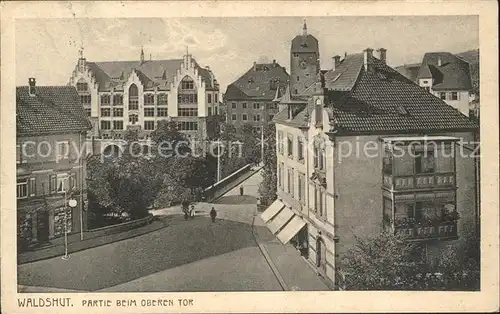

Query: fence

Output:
[203, 164, 254, 202]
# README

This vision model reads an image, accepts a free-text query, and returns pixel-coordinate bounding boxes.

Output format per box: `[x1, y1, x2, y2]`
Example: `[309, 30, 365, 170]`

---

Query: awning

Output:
[260, 199, 285, 223]
[267, 206, 294, 234]
[276, 215, 306, 244]
[381, 136, 460, 143]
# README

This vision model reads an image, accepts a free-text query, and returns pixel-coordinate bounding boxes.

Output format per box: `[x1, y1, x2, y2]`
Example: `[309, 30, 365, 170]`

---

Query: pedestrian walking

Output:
[210, 207, 217, 222]
[190, 205, 195, 219]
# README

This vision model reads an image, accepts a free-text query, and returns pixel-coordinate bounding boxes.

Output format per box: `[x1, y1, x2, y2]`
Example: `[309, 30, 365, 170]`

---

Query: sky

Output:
[15, 16, 478, 93]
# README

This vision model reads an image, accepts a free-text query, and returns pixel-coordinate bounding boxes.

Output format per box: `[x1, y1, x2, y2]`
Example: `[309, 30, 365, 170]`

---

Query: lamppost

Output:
[60, 177, 77, 261]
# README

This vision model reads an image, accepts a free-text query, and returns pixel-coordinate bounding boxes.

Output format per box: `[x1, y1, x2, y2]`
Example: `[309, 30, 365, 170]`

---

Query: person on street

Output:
[210, 207, 217, 222]
[190, 205, 195, 219]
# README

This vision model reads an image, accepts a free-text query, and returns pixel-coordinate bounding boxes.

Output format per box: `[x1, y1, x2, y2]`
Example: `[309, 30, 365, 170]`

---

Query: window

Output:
[296, 76, 300, 82]
[315, 187, 324, 216]
[298, 173, 305, 203]
[100, 120, 111, 130]
[100, 108, 111, 117]
[215, 93, 218, 103]
[49, 174, 57, 194]
[383, 150, 393, 175]
[298, 138, 304, 161]
[287, 135, 293, 158]
[439, 92, 447, 100]
[253, 114, 261, 122]
[242, 114, 248, 121]
[129, 114, 138, 124]
[128, 84, 139, 110]
[278, 162, 284, 187]
[56, 141, 70, 160]
[144, 121, 155, 130]
[113, 121, 123, 130]
[17, 178, 28, 199]
[113, 108, 123, 117]
[269, 114, 274, 121]
[178, 121, 199, 131]
[242, 102, 247, 109]
[84, 108, 91, 117]
[55, 173, 68, 192]
[290, 169, 295, 197]
[253, 103, 260, 109]
[294, 89, 298, 94]
[383, 197, 392, 226]
[144, 94, 155, 106]
[287, 168, 292, 194]
[144, 108, 155, 117]
[180, 78, 195, 90]
[178, 108, 198, 117]
[177, 94, 197, 104]
[414, 148, 435, 174]
[231, 114, 237, 121]
[100, 94, 111, 105]
[157, 94, 168, 106]
[277, 131, 284, 154]
[424, 87, 430, 92]
[208, 107, 212, 116]
[113, 94, 123, 106]
[80, 95, 91, 105]
[208, 94, 212, 103]
[318, 149, 325, 170]
[69, 173, 76, 190]
[450, 92, 459, 100]
[76, 81, 88, 92]
[157, 108, 168, 117]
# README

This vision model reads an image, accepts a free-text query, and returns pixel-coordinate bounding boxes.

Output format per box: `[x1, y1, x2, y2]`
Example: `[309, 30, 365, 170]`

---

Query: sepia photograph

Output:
[1, 1, 498, 313]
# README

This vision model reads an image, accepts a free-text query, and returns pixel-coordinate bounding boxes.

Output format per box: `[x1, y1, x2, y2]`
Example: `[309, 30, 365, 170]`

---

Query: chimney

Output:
[438, 57, 442, 67]
[273, 59, 276, 67]
[332, 55, 341, 71]
[363, 48, 374, 72]
[28, 78, 36, 96]
[377, 48, 387, 64]
[150, 53, 152, 61]
[253, 61, 257, 71]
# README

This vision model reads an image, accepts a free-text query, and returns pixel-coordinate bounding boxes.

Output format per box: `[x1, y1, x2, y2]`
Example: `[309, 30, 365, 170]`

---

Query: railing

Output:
[394, 222, 457, 241]
[383, 172, 455, 190]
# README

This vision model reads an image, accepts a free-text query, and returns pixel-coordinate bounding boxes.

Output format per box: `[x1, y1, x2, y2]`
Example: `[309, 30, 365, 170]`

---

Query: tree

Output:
[218, 122, 246, 177]
[239, 123, 260, 165]
[342, 231, 480, 291]
[258, 123, 277, 205]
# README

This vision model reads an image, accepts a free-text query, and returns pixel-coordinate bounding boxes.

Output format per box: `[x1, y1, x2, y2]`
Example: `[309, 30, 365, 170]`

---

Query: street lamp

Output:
[60, 176, 77, 261]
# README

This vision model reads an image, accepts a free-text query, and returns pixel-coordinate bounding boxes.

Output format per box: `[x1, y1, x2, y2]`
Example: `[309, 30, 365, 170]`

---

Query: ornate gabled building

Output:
[262, 23, 479, 289]
[68, 48, 221, 153]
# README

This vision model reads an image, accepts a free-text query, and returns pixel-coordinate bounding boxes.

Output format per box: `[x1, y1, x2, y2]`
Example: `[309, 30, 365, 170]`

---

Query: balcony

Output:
[383, 172, 455, 191]
[394, 222, 457, 241]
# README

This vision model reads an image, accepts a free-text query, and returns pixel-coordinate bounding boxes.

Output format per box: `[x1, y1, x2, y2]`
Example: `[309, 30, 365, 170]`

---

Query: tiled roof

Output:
[17, 86, 92, 136]
[326, 55, 478, 133]
[417, 52, 472, 91]
[224, 62, 289, 100]
[291, 34, 319, 53]
[324, 54, 364, 91]
[272, 98, 314, 129]
[86, 57, 217, 92]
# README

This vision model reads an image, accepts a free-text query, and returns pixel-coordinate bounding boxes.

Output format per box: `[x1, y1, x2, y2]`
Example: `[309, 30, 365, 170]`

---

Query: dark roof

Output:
[326, 55, 477, 133]
[417, 52, 472, 90]
[17, 86, 92, 136]
[85, 57, 217, 92]
[324, 54, 364, 91]
[272, 98, 314, 128]
[394, 63, 420, 82]
[224, 62, 289, 100]
[291, 34, 319, 53]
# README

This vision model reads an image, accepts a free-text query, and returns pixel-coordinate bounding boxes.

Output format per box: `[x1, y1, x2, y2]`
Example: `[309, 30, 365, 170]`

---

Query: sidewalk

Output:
[253, 214, 329, 291]
[18, 219, 166, 265]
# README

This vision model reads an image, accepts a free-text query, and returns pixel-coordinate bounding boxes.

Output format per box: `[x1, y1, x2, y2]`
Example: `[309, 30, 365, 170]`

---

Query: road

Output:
[18, 170, 285, 291]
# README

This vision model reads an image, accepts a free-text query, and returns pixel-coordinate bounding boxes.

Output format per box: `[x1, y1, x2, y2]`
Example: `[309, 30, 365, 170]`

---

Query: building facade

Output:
[396, 52, 474, 117]
[68, 48, 221, 153]
[17, 79, 91, 251]
[224, 60, 289, 131]
[262, 26, 479, 289]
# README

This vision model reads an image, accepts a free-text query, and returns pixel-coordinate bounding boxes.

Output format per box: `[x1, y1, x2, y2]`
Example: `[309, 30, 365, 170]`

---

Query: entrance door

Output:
[36, 210, 50, 243]
[316, 237, 327, 273]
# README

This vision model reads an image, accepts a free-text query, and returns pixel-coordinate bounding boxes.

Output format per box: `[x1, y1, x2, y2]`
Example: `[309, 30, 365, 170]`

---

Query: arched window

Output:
[129, 84, 139, 110]
[76, 78, 88, 92]
[177, 76, 198, 105]
[129, 114, 138, 124]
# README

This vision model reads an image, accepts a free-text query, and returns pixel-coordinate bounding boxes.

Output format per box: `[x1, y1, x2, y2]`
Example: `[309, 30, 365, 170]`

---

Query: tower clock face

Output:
[299, 59, 308, 69]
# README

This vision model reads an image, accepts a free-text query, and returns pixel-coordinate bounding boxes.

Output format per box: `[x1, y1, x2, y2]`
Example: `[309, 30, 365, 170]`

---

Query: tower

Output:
[290, 20, 320, 96]
[140, 46, 145, 64]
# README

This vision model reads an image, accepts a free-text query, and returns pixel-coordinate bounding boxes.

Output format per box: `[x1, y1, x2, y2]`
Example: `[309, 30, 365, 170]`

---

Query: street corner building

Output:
[224, 58, 289, 132]
[16, 79, 92, 252]
[67, 47, 223, 156]
[261, 22, 480, 289]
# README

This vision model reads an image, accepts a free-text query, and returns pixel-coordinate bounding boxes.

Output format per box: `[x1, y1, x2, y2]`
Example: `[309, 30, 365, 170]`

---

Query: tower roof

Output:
[291, 20, 319, 53]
